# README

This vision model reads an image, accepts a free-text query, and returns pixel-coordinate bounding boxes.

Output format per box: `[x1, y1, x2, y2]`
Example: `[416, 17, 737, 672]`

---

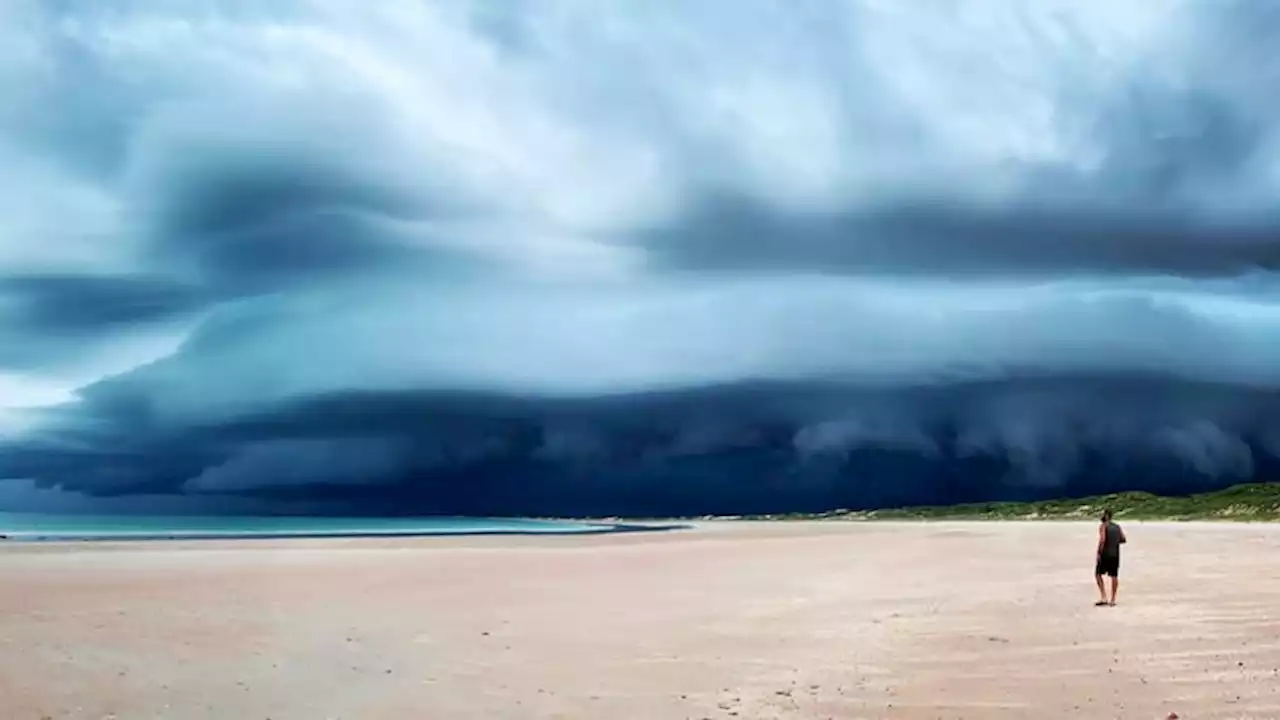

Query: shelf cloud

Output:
[4, 1, 1280, 515]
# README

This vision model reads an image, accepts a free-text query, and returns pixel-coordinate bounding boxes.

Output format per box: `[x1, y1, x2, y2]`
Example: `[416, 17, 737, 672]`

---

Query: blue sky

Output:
[3, 1, 1280, 514]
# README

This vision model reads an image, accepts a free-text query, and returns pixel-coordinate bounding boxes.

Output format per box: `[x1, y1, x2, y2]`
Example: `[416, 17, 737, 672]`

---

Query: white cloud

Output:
[8, 0, 1277, 281]
[63, 274, 1280, 433]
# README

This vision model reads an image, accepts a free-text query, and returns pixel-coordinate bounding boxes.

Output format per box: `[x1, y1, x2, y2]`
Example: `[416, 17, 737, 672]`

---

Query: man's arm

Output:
[1119, 526, 1127, 544]
[1097, 523, 1106, 554]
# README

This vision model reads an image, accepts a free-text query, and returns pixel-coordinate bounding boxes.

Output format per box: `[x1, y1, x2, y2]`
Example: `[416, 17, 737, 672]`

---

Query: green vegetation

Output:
[741, 482, 1280, 522]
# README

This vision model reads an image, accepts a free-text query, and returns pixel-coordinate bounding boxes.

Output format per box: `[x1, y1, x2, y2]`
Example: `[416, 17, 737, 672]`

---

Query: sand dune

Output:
[3, 521, 1279, 719]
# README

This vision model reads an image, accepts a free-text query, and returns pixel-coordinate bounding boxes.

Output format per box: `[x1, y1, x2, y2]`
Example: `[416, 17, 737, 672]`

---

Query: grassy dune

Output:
[743, 483, 1280, 522]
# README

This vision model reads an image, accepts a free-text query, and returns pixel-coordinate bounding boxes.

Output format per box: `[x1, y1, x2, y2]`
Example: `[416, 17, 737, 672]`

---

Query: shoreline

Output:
[6, 510, 1280, 545]
[7, 512, 1269, 545]
[0, 520, 691, 544]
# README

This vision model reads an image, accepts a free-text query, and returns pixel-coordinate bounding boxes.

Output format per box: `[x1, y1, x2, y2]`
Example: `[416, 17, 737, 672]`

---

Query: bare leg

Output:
[1095, 573, 1107, 604]
[1109, 576, 1119, 606]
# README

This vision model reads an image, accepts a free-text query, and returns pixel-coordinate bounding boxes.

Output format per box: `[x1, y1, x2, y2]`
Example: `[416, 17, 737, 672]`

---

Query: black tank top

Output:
[1101, 522, 1123, 556]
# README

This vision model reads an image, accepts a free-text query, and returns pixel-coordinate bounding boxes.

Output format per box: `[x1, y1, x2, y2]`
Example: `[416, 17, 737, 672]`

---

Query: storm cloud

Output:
[4, 1, 1280, 515]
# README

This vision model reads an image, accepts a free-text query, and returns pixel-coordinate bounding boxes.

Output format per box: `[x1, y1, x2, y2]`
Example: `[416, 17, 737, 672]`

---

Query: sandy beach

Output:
[3, 521, 1280, 719]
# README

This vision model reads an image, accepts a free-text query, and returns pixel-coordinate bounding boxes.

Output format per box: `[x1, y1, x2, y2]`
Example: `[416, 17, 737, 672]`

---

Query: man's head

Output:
[1101, 509, 1113, 523]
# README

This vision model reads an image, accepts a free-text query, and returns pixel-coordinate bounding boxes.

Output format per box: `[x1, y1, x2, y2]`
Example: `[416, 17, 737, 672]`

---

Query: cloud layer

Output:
[4, 1, 1280, 515]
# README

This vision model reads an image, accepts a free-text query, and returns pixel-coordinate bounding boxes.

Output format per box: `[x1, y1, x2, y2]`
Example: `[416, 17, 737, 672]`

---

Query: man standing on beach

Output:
[1095, 509, 1126, 606]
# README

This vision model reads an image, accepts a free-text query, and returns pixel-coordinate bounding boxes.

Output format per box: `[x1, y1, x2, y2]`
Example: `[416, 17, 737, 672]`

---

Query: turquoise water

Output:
[0, 514, 639, 541]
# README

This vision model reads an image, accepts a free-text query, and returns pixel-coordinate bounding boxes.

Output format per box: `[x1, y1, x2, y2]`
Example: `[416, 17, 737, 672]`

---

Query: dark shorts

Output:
[1095, 553, 1120, 577]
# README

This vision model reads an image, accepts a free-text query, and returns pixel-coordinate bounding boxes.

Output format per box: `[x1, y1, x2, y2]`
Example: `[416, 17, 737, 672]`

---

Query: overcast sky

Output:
[3, 1, 1280, 514]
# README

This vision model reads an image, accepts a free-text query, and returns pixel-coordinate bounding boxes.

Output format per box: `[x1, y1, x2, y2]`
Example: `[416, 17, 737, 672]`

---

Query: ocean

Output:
[0, 513, 656, 541]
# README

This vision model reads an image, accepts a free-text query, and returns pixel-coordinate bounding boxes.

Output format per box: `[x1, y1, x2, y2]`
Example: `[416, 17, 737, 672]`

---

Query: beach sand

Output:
[3, 521, 1280, 719]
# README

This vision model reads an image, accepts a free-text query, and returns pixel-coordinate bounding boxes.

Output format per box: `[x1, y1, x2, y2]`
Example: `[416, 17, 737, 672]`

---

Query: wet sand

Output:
[3, 521, 1280, 719]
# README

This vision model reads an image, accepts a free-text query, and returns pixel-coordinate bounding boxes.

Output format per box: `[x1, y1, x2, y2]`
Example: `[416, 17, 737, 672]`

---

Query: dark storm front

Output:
[6, 376, 1275, 518]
